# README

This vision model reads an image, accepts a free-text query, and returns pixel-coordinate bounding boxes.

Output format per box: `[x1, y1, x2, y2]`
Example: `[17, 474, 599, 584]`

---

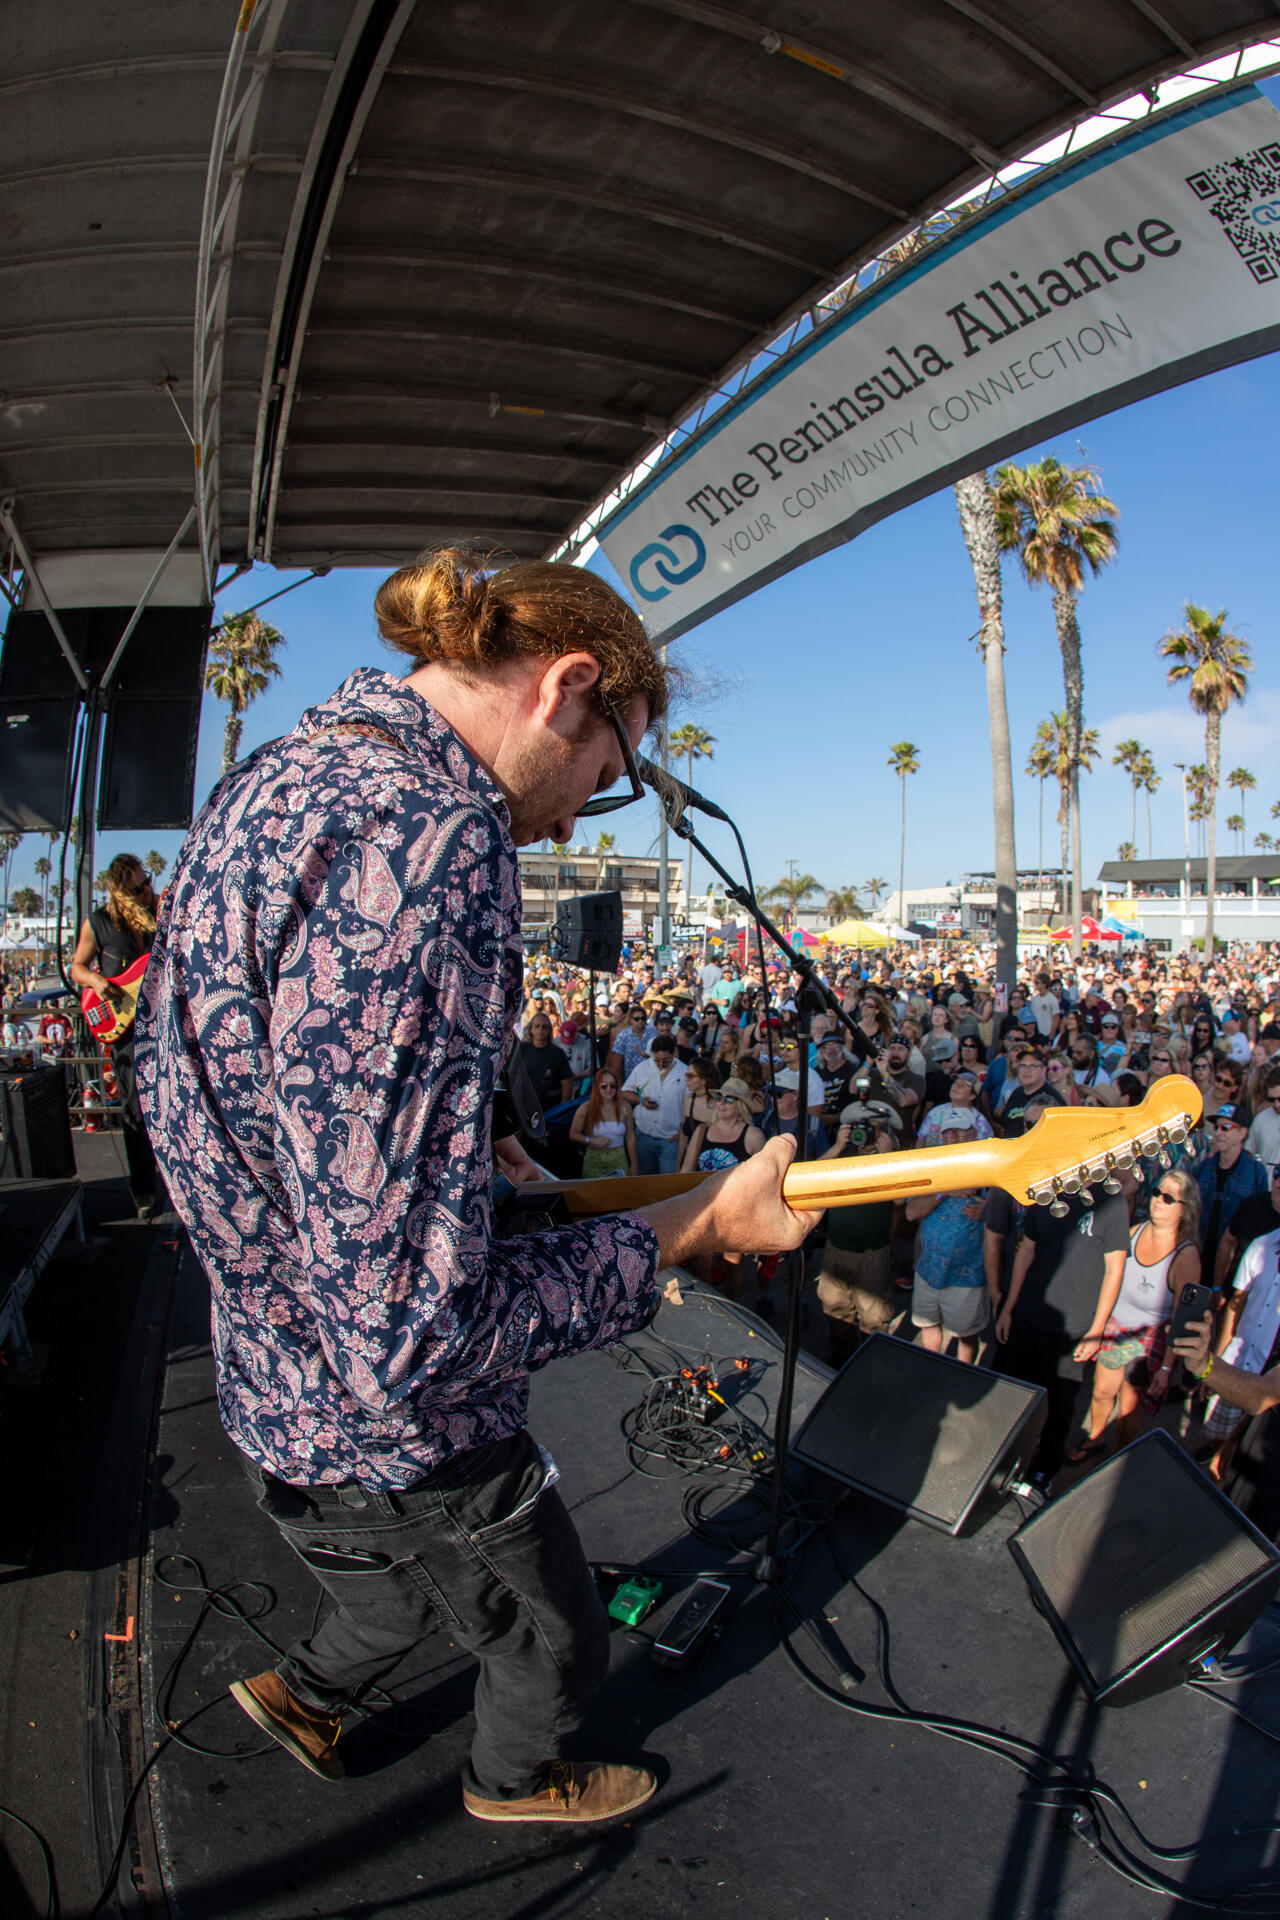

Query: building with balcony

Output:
[517, 847, 687, 936]
[1097, 855, 1280, 946]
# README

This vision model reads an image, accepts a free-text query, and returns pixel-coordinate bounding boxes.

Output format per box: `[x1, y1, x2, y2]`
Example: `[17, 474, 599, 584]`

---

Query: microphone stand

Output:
[663, 807, 858, 1590]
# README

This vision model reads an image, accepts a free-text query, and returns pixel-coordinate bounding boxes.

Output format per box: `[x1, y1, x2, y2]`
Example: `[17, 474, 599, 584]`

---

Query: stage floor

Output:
[121, 1249, 1280, 1920]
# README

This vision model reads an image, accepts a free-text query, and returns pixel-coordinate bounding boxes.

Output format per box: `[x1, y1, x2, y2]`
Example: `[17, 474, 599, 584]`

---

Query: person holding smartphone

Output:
[1066, 1168, 1201, 1462]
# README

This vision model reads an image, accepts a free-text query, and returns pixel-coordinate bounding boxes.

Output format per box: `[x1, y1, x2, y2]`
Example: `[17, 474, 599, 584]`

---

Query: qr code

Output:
[1186, 142, 1280, 284]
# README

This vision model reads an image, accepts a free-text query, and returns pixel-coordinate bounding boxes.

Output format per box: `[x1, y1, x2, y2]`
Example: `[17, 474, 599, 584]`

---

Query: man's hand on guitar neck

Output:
[634, 1134, 822, 1274]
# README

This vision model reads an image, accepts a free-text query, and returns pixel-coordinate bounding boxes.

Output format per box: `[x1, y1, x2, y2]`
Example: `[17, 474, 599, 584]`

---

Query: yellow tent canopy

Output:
[822, 918, 889, 947]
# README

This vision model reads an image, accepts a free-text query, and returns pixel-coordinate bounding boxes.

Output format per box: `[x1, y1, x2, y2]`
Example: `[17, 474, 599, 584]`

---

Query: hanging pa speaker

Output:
[554, 890, 623, 971]
[790, 1334, 1046, 1536]
[1008, 1429, 1280, 1705]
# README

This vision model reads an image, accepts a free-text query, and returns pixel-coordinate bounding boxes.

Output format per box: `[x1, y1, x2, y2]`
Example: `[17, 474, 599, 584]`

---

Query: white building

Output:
[518, 847, 686, 935]
[1097, 855, 1280, 947]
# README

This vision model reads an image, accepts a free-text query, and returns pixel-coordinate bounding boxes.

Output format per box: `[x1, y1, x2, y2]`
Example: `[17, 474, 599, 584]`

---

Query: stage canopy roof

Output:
[4, 0, 1280, 599]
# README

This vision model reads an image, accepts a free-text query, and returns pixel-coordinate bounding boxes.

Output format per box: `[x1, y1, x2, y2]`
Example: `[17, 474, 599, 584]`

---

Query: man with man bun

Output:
[136, 550, 815, 1826]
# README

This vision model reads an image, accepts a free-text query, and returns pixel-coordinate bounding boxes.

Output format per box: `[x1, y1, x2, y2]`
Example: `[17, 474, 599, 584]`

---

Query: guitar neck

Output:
[515, 1138, 1006, 1220]
[782, 1138, 1004, 1209]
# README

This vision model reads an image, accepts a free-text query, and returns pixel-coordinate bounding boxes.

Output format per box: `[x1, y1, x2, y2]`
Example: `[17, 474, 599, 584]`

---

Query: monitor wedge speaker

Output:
[1009, 1429, 1280, 1705]
[790, 1334, 1046, 1536]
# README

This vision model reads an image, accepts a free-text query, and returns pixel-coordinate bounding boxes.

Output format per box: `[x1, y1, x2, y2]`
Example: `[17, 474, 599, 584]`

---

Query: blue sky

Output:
[16, 77, 1280, 912]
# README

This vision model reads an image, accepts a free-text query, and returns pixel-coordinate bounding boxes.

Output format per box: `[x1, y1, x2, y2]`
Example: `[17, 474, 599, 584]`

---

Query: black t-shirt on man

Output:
[518, 1040, 571, 1108]
[1014, 1190, 1129, 1339]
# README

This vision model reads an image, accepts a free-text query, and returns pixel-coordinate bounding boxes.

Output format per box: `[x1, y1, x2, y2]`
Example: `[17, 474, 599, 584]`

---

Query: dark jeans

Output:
[635, 1131, 679, 1176]
[239, 1428, 609, 1797]
[113, 1038, 157, 1202]
[997, 1314, 1087, 1477]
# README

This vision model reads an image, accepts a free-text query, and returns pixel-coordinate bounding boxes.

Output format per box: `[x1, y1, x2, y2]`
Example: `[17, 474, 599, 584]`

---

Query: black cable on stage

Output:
[1189, 1679, 1280, 1749]
[0, 1801, 59, 1919]
[779, 1529, 1280, 1915]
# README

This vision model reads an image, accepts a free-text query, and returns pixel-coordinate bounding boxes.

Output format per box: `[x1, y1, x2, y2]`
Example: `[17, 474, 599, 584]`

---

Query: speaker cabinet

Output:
[1009, 1429, 1280, 1705]
[554, 890, 623, 970]
[790, 1335, 1046, 1536]
[0, 1066, 76, 1180]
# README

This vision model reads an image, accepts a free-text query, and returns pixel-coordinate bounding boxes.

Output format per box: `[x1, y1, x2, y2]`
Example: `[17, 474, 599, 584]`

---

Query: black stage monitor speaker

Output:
[0, 1066, 77, 1180]
[554, 890, 623, 971]
[790, 1335, 1047, 1536]
[1008, 1429, 1280, 1706]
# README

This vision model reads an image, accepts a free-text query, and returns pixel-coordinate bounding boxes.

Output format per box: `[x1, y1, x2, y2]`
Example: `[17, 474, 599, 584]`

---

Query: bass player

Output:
[69, 850, 157, 1219]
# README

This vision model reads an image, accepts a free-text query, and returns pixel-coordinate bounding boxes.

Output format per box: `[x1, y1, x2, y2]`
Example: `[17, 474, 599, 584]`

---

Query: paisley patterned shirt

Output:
[135, 669, 659, 1489]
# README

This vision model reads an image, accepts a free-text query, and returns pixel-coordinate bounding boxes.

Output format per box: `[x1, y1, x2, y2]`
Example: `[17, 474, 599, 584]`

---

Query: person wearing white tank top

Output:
[1066, 1167, 1202, 1464]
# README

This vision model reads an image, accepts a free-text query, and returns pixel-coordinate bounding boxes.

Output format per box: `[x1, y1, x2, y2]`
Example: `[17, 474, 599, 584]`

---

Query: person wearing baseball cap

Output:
[812, 1101, 901, 1365]
[1197, 1102, 1269, 1283]
[906, 1108, 990, 1363]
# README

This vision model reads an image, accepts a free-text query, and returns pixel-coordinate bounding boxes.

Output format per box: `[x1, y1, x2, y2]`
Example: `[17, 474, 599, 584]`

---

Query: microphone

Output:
[636, 754, 733, 827]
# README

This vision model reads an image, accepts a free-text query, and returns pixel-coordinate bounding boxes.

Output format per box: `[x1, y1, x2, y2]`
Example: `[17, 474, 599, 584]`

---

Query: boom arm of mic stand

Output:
[668, 814, 863, 1054]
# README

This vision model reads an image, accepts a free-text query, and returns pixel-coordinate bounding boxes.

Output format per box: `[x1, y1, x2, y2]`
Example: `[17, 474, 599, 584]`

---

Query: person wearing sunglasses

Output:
[1244, 1067, 1280, 1180]
[1196, 1102, 1270, 1288]
[1066, 1169, 1202, 1464]
[137, 548, 819, 1828]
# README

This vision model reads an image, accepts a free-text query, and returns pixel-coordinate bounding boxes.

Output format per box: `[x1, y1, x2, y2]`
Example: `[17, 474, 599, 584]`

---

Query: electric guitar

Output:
[80, 951, 151, 1045]
[516, 1078, 1202, 1219]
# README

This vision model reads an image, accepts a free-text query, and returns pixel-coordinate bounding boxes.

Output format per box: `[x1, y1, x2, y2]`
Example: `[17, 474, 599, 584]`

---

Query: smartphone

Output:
[1169, 1281, 1215, 1359]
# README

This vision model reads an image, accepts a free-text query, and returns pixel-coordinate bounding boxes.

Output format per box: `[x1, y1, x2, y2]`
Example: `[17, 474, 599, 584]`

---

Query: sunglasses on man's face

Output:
[575, 704, 647, 817]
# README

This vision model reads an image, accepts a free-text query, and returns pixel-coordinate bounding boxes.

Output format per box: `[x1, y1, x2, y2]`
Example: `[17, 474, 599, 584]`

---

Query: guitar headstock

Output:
[1000, 1075, 1203, 1215]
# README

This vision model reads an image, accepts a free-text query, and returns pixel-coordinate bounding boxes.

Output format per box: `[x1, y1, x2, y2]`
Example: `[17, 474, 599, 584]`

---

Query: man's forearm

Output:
[636, 1176, 726, 1268]
[1195, 1353, 1280, 1419]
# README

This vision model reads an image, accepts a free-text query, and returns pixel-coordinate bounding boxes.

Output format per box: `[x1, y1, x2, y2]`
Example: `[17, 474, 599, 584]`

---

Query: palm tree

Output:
[144, 850, 168, 885]
[954, 469, 1017, 992]
[1257, 833, 1275, 852]
[1025, 734, 1054, 900]
[205, 610, 286, 773]
[0, 830, 21, 912]
[10, 885, 40, 919]
[1031, 715, 1100, 915]
[595, 831, 617, 892]
[863, 875, 888, 912]
[668, 723, 715, 908]
[1189, 796, 1210, 859]
[1135, 753, 1161, 858]
[887, 742, 920, 924]
[1117, 840, 1137, 861]
[1112, 739, 1147, 853]
[33, 854, 51, 919]
[1225, 813, 1245, 854]
[1160, 605, 1252, 954]
[1227, 767, 1255, 846]
[994, 456, 1119, 956]
[94, 869, 112, 902]
[763, 872, 822, 924]
[1272, 800, 1280, 822]
[824, 885, 864, 924]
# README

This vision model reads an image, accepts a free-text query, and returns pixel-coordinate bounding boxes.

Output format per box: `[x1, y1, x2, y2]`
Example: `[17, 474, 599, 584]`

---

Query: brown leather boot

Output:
[229, 1670, 344, 1780]
[463, 1759, 657, 1824]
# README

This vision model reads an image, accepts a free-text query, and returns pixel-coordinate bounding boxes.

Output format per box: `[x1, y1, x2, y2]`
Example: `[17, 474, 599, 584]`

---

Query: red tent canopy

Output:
[1050, 917, 1121, 943]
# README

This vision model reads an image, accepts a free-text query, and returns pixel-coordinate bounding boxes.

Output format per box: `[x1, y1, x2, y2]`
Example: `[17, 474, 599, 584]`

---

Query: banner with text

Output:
[599, 86, 1280, 639]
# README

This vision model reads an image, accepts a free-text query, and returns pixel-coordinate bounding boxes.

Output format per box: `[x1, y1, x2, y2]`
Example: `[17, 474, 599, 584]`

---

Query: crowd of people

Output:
[514, 933, 1280, 1509]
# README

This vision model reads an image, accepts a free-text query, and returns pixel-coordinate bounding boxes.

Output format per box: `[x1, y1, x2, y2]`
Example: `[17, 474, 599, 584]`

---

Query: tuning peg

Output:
[1078, 1171, 1094, 1208]
[1049, 1180, 1069, 1219]
[1102, 1154, 1121, 1195]
[1156, 1126, 1173, 1169]
[1166, 1121, 1189, 1145]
